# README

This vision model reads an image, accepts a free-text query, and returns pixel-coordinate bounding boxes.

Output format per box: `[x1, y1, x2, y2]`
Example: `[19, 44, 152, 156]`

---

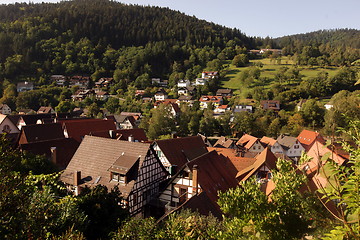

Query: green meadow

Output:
[222, 57, 340, 97]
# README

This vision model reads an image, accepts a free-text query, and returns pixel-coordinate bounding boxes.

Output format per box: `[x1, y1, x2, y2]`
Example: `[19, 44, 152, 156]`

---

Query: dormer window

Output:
[112, 172, 126, 183]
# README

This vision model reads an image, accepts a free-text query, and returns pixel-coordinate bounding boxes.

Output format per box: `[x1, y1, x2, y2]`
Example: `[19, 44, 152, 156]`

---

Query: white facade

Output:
[248, 141, 265, 153]
[177, 79, 190, 88]
[270, 142, 286, 154]
[155, 93, 168, 101]
[0, 115, 20, 134]
[0, 104, 11, 115]
[195, 78, 207, 86]
[285, 140, 305, 158]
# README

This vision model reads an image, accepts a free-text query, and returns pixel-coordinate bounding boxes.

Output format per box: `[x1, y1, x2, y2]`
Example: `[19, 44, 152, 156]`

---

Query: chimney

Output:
[109, 130, 116, 139]
[50, 147, 57, 165]
[192, 165, 199, 195]
[74, 171, 81, 186]
[128, 134, 134, 142]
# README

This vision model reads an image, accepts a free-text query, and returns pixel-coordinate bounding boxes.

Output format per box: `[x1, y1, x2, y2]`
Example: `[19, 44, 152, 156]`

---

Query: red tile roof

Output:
[236, 148, 277, 181]
[260, 136, 277, 147]
[18, 123, 65, 145]
[236, 134, 259, 149]
[62, 119, 116, 142]
[90, 128, 148, 142]
[297, 129, 325, 150]
[20, 138, 79, 169]
[187, 150, 239, 203]
[199, 96, 223, 103]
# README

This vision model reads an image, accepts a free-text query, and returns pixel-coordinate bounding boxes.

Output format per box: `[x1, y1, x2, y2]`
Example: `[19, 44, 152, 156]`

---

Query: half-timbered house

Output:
[236, 134, 265, 153]
[60, 136, 168, 216]
[157, 150, 238, 217]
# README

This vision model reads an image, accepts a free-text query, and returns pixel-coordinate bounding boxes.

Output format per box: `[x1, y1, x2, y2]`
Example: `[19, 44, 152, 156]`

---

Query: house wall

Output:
[0, 106, 11, 115]
[158, 168, 201, 211]
[0, 117, 20, 134]
[248, 142, 265, 153]
[286, 140, 304, 158]
[127, 148, 168, 216]
[152, 143, 172, 171]
[270, 142, 285, 154]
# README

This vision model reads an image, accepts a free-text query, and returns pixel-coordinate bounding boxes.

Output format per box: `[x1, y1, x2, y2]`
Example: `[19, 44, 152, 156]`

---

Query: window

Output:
[294, 145, 299, 149]
[258, 146, 261, 150]
[253, 146, 256, 150]
[112, 172, 126, 183]
[2, 124, 10, 133]
[156, 150, 162, 158]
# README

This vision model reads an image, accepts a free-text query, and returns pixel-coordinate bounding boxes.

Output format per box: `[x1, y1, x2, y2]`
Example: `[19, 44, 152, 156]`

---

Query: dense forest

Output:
[274, 29, 360, 65]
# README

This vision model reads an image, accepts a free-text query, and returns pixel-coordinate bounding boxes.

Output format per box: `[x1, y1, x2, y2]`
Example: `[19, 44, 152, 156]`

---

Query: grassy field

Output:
[222, 57, 340, 98]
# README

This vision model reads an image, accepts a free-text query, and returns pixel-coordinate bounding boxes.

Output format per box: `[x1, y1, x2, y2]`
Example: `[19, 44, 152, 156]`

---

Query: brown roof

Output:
[154, 136, 208, 168]
[260, 100, 280, 110]
[216, 89, 232, 94]
[90, 128, 148, 142]
[19, 114, 54, 125]
[260, 136, 277, 147]
[180, 191, 223, 219]
[236, 134, 259, 149]
[20, 138, 79, 169]
[18, 123, 65, 145]
[208, 147, 256, 174]
[37, 106, 53, 114]
[187, 150, 239, 203]
[60, 136, 151, 197]
[276, 135, 299, 150]
[213, 136, 234, 148]
[62, 119, 116, 142]
[236, 148, 277, 181]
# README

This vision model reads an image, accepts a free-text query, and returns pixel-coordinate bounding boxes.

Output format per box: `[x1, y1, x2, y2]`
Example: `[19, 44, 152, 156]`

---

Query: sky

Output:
[0, 0, 359, 38]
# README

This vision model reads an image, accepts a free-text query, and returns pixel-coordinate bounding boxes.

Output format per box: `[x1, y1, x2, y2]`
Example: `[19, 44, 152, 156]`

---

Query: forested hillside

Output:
[274, 29, 360, 65]
[0, 0, 253, 81]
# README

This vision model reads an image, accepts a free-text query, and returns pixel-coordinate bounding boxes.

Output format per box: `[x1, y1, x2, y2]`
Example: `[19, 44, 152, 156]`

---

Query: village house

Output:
[72, 89, 95, 101]
[154, 89, 168, 101]
[213, 136, 237, 149]
[297, 129, 326, 152]
[17, 123, 65, 145]
[157, 150, 238, 218]
[120, 112, 141, 126]
[151, 78, 168, 88]
[233, 105, 253, 113]
[296, 99, 307, 111]
[177, 79, 191, 88]
[236, 134, 265, 153]
[17, 81, 34, 92]
[60, 118, 116, 142]
[95, 77, 114, 88]
[68, 75, 90, 89]
[259, 49, 282, 55]
[0, 114, 20, 134]
[152, 136, 208, 173]
[199, 96, 223, 109]
[95, 91, 110, 100]
[324, 101, 334, 110]
[90, 128, 148, 143]
[236, 148, 278, 194]
[110, 115, 137, 129]
[37, 106, 55, 114]
[216, 89, 233, 98]
[260, 136, 286, 155]
[201, 71, 218, 79]
[51, 75, 67, 86]
[20, 138, 79, 170]
[16, 113, 55, 129]
[260, 100, 281, 111]
[0, 104, 12, 115]
[214, 105, 229, 114]
[195, 78, 207, 86]
[60, 136, 168, 216]
[277, 135, 305, 163]
[177, 95, 194, 105]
